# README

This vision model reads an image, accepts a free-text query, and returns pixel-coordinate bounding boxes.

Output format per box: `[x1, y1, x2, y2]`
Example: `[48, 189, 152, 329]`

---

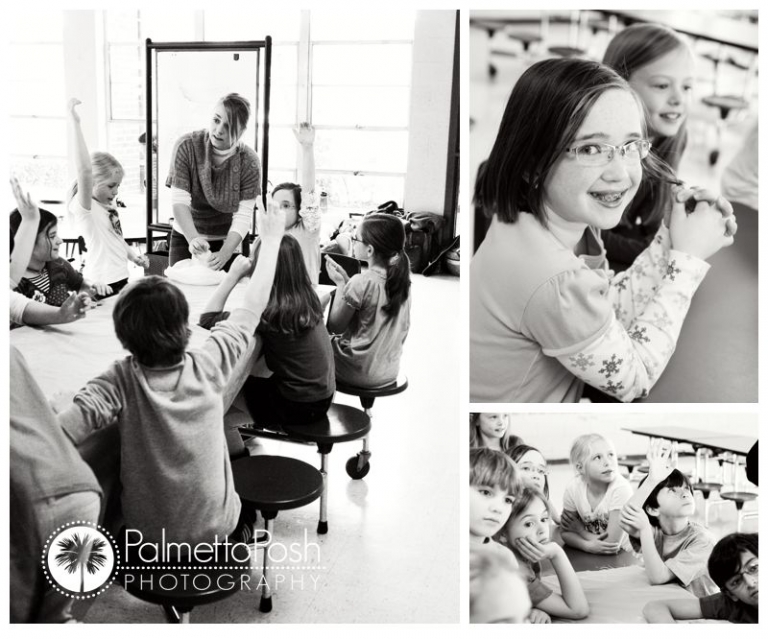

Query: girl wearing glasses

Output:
[507, 444, 560, 526]
[602, 24, 696, 271]
[470, 58, 735, 403]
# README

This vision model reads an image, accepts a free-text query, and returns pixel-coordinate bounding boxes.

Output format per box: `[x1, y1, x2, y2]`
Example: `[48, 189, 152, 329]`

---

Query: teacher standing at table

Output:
[166, 93, 260, 270]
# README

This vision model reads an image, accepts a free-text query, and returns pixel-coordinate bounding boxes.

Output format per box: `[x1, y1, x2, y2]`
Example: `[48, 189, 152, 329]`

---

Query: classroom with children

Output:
[469, 9, 758, 403]
[469, 412, 759, 624]
[7, 9, 459, 624]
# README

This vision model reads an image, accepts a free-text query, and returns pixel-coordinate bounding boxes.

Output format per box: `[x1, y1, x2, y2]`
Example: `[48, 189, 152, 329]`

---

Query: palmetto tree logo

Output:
[43, 522, 119, 598]
[54, 532, 108, 593]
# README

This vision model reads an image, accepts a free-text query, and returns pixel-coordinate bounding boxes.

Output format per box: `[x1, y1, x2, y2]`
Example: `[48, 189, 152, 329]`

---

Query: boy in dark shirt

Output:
[643, 533, 758, 623]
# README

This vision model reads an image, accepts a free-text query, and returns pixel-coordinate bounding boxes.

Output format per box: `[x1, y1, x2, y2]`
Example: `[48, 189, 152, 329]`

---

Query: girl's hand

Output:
[10, 177, 40, 221]
[585, 535, 621, 555]
[67, 98, 82, 123]
[227, 255, 253, 280]
[292, 122, 315, 147]
[89, 281, 113, 297]
[619, 502, 650, 536]
[58, 292, 89, 323]
[528, 609, 551, 624]
[207, 249, 232, 271]
[133, 254, 150, 269]
[324, 255, 350, 287]
[514, 536, 559, 563]
[669, 186, 735, 260]
[687, 186, 738, 237]
[560, 510, 583, 533]
[257, 200, 287, 244]
[190, 237, 210, 256]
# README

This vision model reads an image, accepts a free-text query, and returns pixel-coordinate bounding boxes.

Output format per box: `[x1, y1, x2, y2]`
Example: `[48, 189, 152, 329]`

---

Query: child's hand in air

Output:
[620, 502, 651, 536]
[646, 438, 675, 484]
[528, 609, 552, 624]
[227, 255, 253, 281]
[10, 177, 40, 223]
[256, 199, 287, 245]
[67, 98, 82, 123]
[324, 255, 350, 287]
[669, 186, 735, 260]
[132, 254, 150, 269]
[514, 536, 560, 563]
[292, 122, 315, 147]
[584, 534, 621, 555]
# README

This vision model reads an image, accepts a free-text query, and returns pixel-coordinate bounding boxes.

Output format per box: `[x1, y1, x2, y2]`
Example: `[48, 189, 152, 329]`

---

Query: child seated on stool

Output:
[643, 533, 758, 623]
[52, 203, 285, 550]
[620, 440, 717, 596]
[470, 545, 531, 624]
[560, 433, 632, 555]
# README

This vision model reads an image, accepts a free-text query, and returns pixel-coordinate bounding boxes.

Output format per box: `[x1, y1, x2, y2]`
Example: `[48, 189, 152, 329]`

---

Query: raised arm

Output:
[294, 122, 316, 194]
[67, 99, 94, 210]
[9, 177, 40, 287]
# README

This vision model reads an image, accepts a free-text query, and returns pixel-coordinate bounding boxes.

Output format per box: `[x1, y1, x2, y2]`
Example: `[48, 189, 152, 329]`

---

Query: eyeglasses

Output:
[565, 139, 652, 167]
[518, 463, 549, 477]
[726, 559, 758, 592]
[350, 236, 363, 245]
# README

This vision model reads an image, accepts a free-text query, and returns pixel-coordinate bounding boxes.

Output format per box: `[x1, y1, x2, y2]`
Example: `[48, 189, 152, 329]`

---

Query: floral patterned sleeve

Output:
[523, 241, 710, 401]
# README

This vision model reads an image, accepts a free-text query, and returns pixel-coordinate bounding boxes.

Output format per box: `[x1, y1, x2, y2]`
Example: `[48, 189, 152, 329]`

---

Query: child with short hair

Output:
[470, 57, 736, 403]
[52, 203, 286, 548]
[470, 545, 531, 624]
[325, 212, 411, 389]
[502, 485, 589, 622]
[67, 99, 148, 296]
[620, 440, 717, 596]
[643, 533, 758, 623]
[469, 413, 518, 451]
[561, 433, 632, 554]
[469, 448, 522, 568]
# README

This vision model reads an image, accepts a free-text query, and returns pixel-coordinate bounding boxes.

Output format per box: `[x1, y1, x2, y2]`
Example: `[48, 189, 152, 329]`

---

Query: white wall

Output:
[506, 412, 758, 462]
[404, 10, 456, 216]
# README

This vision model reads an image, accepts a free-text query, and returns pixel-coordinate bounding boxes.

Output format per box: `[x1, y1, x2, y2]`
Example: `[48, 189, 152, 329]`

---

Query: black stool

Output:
[120, 529, 246, 623]
[237, 404, 371, 534]
[720, 491, 758, 532]
[232, 455, 323, 612]
[335, 375, 409, 479]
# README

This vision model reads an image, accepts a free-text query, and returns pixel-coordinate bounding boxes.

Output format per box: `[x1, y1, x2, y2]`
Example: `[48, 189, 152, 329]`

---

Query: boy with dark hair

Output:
[643, 533, 758, 623]
[53, 203, 285, 549]
[619, 441, 717, 596]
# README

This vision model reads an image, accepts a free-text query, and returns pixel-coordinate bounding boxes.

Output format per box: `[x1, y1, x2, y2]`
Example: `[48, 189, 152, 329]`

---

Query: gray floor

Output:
[77, 272, 460, 623]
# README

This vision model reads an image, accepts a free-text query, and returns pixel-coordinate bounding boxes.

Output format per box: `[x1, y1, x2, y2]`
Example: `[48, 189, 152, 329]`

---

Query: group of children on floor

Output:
[469, 414, 758, 624]
[9, 97, 412, 623]
[470, 22, 749, 403]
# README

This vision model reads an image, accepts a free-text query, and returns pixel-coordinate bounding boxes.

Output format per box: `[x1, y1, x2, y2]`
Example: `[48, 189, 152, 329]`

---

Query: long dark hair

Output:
[506, 444, 549, 498]
[603, 24, 691, 229]
[251, 234, 323, 334]
[360, 213, 410, 318]
[9, 207, 58, 255]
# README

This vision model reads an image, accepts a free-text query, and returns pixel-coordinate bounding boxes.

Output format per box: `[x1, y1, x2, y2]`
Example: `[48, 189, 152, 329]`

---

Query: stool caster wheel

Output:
[317, 520, 328, 535]
[260, 596, 273, 613]
[346, 455, 370, 479]
[709, 150, 719, 165]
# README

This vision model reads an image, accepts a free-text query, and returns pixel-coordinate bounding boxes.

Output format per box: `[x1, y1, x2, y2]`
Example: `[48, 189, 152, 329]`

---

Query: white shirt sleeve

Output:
[171, 186, 192, 206]
[229, 198, 255, 240]
[9, 291, 31, 325]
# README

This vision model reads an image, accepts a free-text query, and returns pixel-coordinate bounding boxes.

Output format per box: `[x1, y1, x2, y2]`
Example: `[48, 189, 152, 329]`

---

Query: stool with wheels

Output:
[120, 528, 246, 623]
[232, 455, 323, 612]
[335, 374, 409, 479]
[232, 403, 371, 534]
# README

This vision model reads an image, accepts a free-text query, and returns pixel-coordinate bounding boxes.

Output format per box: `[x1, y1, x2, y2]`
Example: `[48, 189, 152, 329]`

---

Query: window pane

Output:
[109, 44, 144, 119]
[9, 118, 67, 157]
[106, 121, 145, 198]
[9, 158, 69, 200]
[310, 11, 416, 41]
[266, 44, 298, 126]
[8, 44, 65, 84]
[8, 11, 63, 42]
[315, 130, 408, 173]
[312, 87, 409, 127]
[265, 127, 299, 172]
[139, 11, 197, 41]
[312, 44, 411, 86]
[316, 173, 405, 210]
[9, 78, 67, 118]
[204, 10, 301, 42]
[105, 11, 140, 42]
